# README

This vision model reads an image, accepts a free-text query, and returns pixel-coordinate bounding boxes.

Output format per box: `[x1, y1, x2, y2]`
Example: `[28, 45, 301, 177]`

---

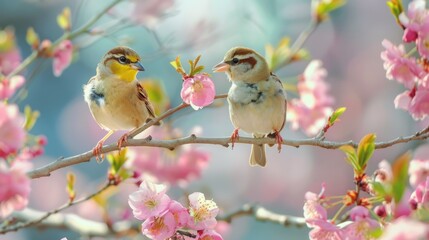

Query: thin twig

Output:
[0, 181, 113, 234]
[218, 204, 306, 228]
[5, 0, 122, 80]
[128, 94, 228, 138]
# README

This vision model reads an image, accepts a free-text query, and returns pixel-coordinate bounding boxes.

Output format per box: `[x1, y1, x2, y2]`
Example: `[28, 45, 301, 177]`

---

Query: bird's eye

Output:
[118, 56, 127, 64]
[232, 58, 239, 65]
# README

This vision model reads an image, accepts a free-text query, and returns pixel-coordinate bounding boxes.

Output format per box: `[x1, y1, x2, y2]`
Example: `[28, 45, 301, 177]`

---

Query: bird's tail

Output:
[249, 143, 266, 167]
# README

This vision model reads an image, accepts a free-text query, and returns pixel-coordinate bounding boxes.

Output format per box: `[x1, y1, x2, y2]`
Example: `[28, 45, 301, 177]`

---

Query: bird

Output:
[212, 47, 287, 167]
[83, 46, 158, 162]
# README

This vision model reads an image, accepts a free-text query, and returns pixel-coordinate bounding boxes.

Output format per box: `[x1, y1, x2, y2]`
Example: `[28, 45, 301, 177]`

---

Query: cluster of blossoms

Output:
[0, 28, 47, 219]
[303, 184, 378, 239]
[303, 144, 429, 240]
[125, 126, 210, 185]
[287, 60, 334, 136]
[381, 0, 429, 120]
[128, 181, 223, 240]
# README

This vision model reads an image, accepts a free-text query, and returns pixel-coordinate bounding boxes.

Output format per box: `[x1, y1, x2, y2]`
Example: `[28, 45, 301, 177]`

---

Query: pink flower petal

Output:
[53, 40, 73, 77]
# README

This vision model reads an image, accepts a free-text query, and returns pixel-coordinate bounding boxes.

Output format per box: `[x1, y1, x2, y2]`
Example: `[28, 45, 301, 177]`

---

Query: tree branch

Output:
[27, 129, 429, 179]
[218, 204, 306, 227]
[0, 181, 113, 234]
[5, 208, 140, 237]
[5, 204, 306, 237]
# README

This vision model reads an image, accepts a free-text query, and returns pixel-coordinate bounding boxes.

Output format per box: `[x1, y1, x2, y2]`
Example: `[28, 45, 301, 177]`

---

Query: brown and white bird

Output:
[83, 46, 158, 162]
[213, 47, 287, 167]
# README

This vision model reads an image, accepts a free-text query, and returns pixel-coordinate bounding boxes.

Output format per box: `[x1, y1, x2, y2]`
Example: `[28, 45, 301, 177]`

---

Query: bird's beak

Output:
[132, 61, 145, 71]
[212, 62, 230, 72]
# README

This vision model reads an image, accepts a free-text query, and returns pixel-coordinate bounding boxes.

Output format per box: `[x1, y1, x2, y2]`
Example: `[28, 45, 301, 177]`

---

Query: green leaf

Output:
[26, 27, 39, 49]
[170, 56, 186, 76]
[391, 152, 410, 203]
[386, 0, 403, 24]
[339, 145, 360, 172]
[368, 227, 383, 239]
[192, 65, 205, 75]
[357, 134, 376, 171]
[313, 0, 346, 22]
[370, 181, 388, 198]
[23, 105, 40, 131]
[329, 107, 346, 126]
[107, 149, 128, 175]
[57, 7, 71, 31]
[66, 172, 76, 201]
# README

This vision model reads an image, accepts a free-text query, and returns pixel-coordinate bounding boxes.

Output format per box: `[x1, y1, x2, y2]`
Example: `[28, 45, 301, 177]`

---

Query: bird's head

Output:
[98, 46, 145, 82]
[212, 47, 270, 83]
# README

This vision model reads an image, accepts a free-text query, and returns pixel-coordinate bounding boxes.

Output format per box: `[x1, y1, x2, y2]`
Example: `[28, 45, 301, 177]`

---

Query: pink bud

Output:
[403, 28, 418, 43]
[374, 205, 387, 218]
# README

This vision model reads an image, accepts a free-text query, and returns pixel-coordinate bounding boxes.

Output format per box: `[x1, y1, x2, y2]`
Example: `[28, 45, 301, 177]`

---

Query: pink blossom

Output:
[304, 184, 328, 228]
[288, 100, 332, 136]
[309, 221, 345, 240]
[0, 160, 32, 218]
[110, 0, 174, 29]
[409, 176, 429, 209]
[53, 40, 73, 77]
[381, 40, 423, 89]
[394, 88, 429, 120]
[379, 217, 429, 240]
[125, 126, 210, 185]
[141, 211, 177, 240]
[133, 0, 174, 29]
[375, 160, 393, 183]
[394, 90, 413, 111]
[187, 192, 219, 230]
[344, 206, 379, 239]
[0, 75, 25, 100]
[409, 88, 429, 119]
[181, 74, 216, 110]
[416, 15, 429, 58]
[409, 145, 429, 187]
[287, 60, 334, 136]
[128, 181, 171, 220]
[199, 229, 223, 240]
[0, 103, 26, 158]
[168, 200, 188, 228]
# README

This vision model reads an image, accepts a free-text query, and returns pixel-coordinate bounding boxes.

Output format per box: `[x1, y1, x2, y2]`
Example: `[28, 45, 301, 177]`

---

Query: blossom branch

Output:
[27, 127, 429, 179]
[272, 20, 319, 72]
[4, 208, 140, 237]
[129, 94, 229, 138]
[5, 0, 122, 79]
[218, 204, 306, 227]
[0, 181, 113, 234]
[5, 204, 307, 237]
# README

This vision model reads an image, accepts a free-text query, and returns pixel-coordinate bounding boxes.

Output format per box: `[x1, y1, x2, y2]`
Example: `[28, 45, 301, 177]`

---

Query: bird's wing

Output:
[270, 72, 287, 132]
[270, 72, 283, 86]
[136, 82, 157, 119]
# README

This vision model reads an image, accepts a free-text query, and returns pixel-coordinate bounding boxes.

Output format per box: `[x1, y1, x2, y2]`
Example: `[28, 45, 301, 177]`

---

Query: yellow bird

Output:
[83, 46, 158, 162]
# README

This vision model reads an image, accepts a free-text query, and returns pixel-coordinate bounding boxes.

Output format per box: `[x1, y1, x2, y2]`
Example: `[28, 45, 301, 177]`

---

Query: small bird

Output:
[83, 46, 158, 162]
[213, 47, 287, 167]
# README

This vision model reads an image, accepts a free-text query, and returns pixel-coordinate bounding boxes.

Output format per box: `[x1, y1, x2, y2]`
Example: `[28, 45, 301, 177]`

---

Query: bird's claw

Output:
[274, 131, 283, 153]
[93, 141, 105, 163]
[230, 129, 239, 149]
[117, 133, 129, 151]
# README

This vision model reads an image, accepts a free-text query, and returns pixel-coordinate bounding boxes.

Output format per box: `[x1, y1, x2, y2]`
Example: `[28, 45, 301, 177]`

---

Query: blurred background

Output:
[1, 0, 424, 239]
